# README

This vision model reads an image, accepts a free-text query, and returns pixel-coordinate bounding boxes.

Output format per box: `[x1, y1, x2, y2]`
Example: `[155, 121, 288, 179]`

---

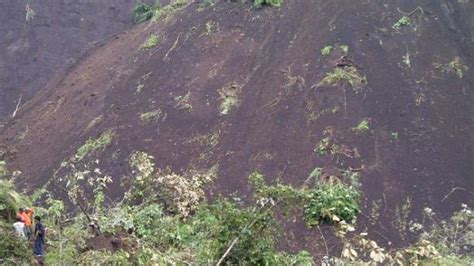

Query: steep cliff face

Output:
[1, 0, 473, 251]
[0, 0, 136, 117]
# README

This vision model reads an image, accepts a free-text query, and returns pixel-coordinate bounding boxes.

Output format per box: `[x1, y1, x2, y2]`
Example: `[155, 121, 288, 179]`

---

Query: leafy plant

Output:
[339, 44, 349, 54]
[393, 16, 411, 30]
[133, 0, 189, 24]
[0, 180, 31, 221]
[352, 119, 370, 135]
[391, 131, 399, 140]
[74, 129, 115, 162]
[434, 56, 469, 79]
[254, 0, 283, 8]
[218, 84, 241, 115]
[318, 66, 367, 89]
[0, 160, 7, 178]
[141, 34, 160, 50]
[174, 91, 193, 111]
[139, 109, 162, 124]
[0, 223, 30, 264]
[321, 45, 333, 57]
[25, 3, 35, 22]
[304, 182, 361, 226]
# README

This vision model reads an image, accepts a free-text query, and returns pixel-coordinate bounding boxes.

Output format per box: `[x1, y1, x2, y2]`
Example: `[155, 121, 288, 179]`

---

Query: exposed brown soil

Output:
[0, 0, 136, 118]
[1, 0, 473, 256]
[84, 232, 134, 253]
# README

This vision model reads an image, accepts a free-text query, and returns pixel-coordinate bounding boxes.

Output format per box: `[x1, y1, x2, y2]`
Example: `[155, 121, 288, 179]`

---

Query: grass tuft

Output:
[74, 130, 115, 162]
[318, 66, 367, 89]
[141, 35, 160, 50]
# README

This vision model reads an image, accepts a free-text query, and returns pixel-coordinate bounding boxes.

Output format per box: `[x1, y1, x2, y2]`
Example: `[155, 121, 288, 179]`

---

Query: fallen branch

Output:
[397, 6, 424, 17]
[163, 33, 181, 61]
[441, 187, 472, 202]
[216, 200, 276, 265]
[11, 94, 23, 118]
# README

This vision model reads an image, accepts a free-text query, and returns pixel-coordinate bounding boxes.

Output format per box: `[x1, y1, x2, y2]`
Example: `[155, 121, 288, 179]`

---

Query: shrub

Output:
[133, 2, 155, 23]
[254, 0, 283, 8]
[0, 160, 7, 178]
[352, 119, 370, 135]
[318, 66, 367, 89]
[0, 223, 30, 265]
[133, 0, 189, 24]
[393, 16, 411, 30]
[0, 180, 31, 221]
[141, 35, 160, 50]
[321, 45, 332, 57]
[304, 182, 361, 226]
[133, 204, 164, 238]
[74, 129, 115, 162]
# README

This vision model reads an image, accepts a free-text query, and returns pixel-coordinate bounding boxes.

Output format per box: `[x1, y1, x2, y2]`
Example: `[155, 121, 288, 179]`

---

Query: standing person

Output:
[16, 208, 25, 222]
[33, 216, 45, 257]
[24, 208, 34, 239]
[13, 217, 26, 238]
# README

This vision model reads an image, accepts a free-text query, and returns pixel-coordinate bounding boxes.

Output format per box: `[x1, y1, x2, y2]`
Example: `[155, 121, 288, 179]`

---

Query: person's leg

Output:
[34, 239, 40, 256]
[38, 239, 43, 256]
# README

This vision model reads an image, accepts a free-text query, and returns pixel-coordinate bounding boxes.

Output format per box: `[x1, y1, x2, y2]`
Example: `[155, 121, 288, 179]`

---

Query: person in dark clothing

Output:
[34, 216, 45, 257]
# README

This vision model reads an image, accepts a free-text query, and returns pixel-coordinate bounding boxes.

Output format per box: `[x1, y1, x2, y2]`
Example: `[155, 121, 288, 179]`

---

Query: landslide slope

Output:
[0, 0, 136, 118]
[1, 0, 473, 250]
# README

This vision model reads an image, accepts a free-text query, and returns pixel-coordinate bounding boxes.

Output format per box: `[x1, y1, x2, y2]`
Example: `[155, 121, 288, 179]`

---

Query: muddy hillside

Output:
[0, 0, 136, 118]
[1, 0, 473, 250]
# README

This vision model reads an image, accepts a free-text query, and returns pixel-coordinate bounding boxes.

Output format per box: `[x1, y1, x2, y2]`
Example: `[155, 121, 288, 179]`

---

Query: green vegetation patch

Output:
[141, 34, 160, 50]
[393, 16, 411, 30]
[198, 0, 216, 11]
[0, 161, 7, 178]
[304, 182, 361, 227]
[139, 109, 162, 124]
[0, 180, 31, 220]
[321, 45, 333, 57]
[254, 0, 283, 8]
[218, 84, 242, 115]
[352, 119, 370, 135]
[318, 66, 367, 89]
[133, 0, 189, 24]
[434, 56, 469, 79]
[74, 129, 115, 162]
[174, 91, 193, 111]
[339, 44, 349, 54]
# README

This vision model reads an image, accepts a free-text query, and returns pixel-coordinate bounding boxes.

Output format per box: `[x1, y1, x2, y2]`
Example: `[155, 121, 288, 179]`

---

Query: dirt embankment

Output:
[0, 0, 136, 118]
[1, 0, 473, 254]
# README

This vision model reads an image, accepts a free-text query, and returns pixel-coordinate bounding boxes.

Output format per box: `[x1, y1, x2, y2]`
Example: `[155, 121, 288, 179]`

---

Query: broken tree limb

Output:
[216, 199, 277, 265]
[11, 94, 23, 118]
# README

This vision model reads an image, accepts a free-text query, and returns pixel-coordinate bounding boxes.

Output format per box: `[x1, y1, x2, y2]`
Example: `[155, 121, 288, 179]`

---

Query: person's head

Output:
[34, 216, 41, 223]
[19, 207, 25, 213]
[16, 217, 23, 222]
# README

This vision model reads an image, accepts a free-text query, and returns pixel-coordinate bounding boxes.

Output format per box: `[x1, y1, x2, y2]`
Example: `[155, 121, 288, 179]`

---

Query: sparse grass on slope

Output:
[74, 130, 115, 162]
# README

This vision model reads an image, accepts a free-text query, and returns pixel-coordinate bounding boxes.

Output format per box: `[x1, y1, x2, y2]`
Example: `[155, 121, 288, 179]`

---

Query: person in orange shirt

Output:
[16, 208, 26, 222]
[19, 207, 31, 239]
[24, 208, 34, 239]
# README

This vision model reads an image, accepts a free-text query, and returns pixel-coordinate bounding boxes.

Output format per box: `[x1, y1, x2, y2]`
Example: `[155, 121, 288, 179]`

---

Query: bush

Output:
[0, 222, 30, 265]
[254, 0, 283, 7]
[133, 2, 155, 23]
[133, 0, 189, 24]
[304, 182, 360, 226]
[0, 180, 31, 221]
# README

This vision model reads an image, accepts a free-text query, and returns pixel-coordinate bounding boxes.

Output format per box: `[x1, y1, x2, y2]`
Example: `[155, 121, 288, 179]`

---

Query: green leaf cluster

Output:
[74, 129, 115, 162]
[140, 35, 160, 50]
[304, 182, 361, 226]
[254, 0, 282, 8]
